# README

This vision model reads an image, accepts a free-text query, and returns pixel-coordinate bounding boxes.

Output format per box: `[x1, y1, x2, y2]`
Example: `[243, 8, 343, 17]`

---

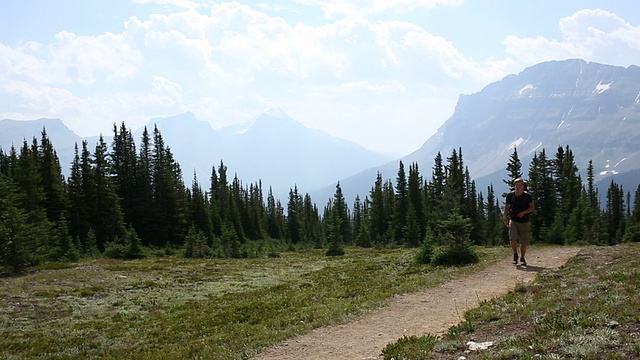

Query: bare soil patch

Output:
[254, 246, 581, 360]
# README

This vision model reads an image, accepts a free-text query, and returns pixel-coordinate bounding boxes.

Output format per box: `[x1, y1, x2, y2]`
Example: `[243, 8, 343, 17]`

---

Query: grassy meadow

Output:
[382, 242, 640, 359]
[0, 246, 504, 359]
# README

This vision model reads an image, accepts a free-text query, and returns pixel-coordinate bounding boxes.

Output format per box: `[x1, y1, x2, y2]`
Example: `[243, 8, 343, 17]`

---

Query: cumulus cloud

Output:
[504, 9, 640, 67]
[1, 2, 639, 153]
[294, 0, 464, 18]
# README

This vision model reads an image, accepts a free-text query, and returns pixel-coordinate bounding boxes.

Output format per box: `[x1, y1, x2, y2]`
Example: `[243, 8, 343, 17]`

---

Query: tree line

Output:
[1, 123, 639, 273]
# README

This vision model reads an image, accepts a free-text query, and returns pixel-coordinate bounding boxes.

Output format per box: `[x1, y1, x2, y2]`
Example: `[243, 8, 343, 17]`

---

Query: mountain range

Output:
[321, 59, 640, 205]
[2, 59, 639, 206]
[0, 109, 397, 202]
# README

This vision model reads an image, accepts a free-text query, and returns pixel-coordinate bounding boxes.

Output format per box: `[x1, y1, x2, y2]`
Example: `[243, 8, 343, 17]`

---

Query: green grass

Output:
[0, 246, 503, 360]
[382, 242, 640, 360]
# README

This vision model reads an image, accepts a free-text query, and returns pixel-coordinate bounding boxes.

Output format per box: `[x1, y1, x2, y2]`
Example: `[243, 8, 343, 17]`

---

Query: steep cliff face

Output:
[412, 59, 640, 184]
[328, 59, 640, 204]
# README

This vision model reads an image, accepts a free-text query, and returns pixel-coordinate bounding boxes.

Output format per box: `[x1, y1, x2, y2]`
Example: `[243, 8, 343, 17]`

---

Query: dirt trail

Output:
[254, 247, 581, 360]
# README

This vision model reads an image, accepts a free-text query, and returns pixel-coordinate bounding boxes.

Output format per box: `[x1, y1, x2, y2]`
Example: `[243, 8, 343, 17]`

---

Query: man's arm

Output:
[503, 203, 511, 225]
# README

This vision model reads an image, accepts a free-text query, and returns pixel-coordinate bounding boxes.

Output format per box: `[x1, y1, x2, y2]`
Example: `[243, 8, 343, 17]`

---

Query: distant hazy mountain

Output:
[325, 59, 640, 205]
[0, 117, 82, 170]
[1, 110, 397, 202]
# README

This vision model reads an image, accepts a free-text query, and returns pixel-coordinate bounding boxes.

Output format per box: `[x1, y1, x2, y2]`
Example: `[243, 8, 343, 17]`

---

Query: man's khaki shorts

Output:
[509, 220, 531, 245]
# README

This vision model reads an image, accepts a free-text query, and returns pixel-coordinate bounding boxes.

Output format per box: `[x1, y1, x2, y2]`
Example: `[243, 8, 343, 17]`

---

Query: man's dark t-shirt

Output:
[506, 191, 533, 223]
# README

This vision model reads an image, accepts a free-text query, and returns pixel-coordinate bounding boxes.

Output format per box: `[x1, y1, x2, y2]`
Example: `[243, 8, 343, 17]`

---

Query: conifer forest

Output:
[1, 123, 639, 273]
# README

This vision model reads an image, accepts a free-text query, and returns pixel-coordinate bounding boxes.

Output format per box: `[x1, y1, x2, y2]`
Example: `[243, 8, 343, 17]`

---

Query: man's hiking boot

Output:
[520, 257, 527, 266]
[513, 253, 518, 264]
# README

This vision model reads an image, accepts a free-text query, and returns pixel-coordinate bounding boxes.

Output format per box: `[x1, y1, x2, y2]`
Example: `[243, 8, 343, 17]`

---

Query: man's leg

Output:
[520, 222, 531, 265]
[510, 239, 519, 263]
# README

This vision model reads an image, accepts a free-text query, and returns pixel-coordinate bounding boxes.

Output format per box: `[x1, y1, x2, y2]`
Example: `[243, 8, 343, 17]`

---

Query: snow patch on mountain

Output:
[519, 84, 533, 96]
[594, 80, 611, 94]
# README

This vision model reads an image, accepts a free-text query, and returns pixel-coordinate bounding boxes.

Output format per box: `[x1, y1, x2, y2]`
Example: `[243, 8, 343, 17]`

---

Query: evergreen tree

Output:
[266, 187, 284, 239]
[50, 214, 80, 262]
[394, 161, 409, 244]
[606, 180, 625, 245]
[527, 149, 556, 242]
[228, 175, 246, 243]
[189, 172, 215, 244]
[503, 146, 523, 193]
[332, 182, 351, 245]
[286, 186, 303, 244]
[184, 225, 210, 258]
[369, 172, 387, 243]
[443, 148, 464, 215]
[66, 143, 90, 248]
[485, 184, 502, 246]
[110, 123, 139, 229]
[325, 184, 349, 256]
[91, 135, 127, 249]
[0, 174, 45, 273]
[403, 202, 421, 248]
[132, 126, 156, 245]
[407, 163, 426, 241]
[209, 165, 223, 237]
[302, 193, 322, 248]
[382, 179, 395, 243]
[151, 127, 188, 247]
[425, 152, 445, 237]
[38, 128, 68, 224]
[355, 196, 372, 248]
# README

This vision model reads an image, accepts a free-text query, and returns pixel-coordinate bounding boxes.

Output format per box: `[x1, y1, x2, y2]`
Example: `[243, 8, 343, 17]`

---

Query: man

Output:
[504, 178, 535, 266]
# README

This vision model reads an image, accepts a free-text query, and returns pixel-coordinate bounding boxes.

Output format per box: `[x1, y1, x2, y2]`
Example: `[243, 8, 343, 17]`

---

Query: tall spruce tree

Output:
[527, 149, 556, 242]
[606, 180, 625, 245]
[368, 172, 386, 243]
[91, 135, 126, 250]
[151, 127, 188, 247]
[38, 128, 67, 225]
[66, 143, 91, 250]
[286, 186, 303, 244]
[504, 146, 523, 192]
[407, 163, 426, 241]
[0, 173, 45, 273]
[110, 123, 139, 229]
[394, 161, 409, 244]
[266, 186, 284, 239]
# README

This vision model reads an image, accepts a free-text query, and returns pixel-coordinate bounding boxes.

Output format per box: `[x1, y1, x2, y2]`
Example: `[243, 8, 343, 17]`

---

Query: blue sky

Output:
[1, 0, 639, 155]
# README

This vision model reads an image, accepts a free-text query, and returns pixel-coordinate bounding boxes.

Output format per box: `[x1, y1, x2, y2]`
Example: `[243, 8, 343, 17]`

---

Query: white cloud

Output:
[294, 0, 464, 18]
[1, 3, 639, 154]
[503, 9, 640, 67]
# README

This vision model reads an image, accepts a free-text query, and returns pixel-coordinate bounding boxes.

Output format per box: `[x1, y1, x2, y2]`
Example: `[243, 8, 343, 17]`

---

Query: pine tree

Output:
[394, 161, 409, 244]
[0, 173, 44, 273]
[527, 149, 556, 243]
[286, 186, 303, 244]
[67, 143, 91, 248]
[606, 180, 625, 245]
[189, 172, 215, 244]
[266, 186, 284, 239]
[503, 146, 523, 193]
[38, 128, 68, 224]
[151, 127, 188, 247]
[485, 184, 502, 246]
[132, 127, 156, 245]
[91, 135, 127, 250]
[443, 148, 464, 215]
[407, 163, 426, 241]
[302, 193, 322, 248]
[369, 172, 386, 243]
[332, 182, 351, 245]
[403, 202, 421, 248]
[110, 123, 139, 229]
[425, 152, 445, 238]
